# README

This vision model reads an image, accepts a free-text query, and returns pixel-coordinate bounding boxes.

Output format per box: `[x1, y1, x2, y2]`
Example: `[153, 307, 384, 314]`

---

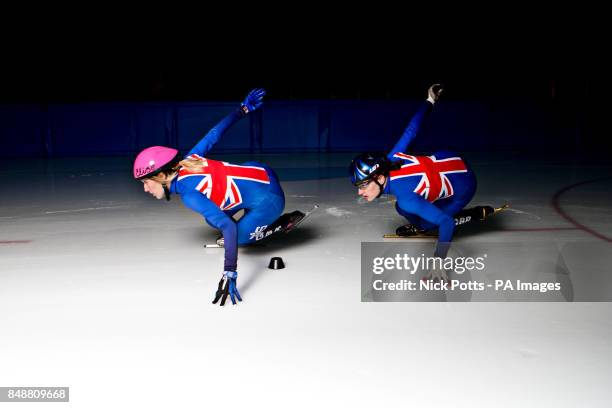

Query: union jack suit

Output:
[177, 154, 271, 211]
[383, 101, 477, 246]
[169, 109, 285, 272]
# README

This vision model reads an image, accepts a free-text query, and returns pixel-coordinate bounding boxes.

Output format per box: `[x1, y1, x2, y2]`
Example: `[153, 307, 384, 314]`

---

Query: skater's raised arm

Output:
[387, 84, 443, 159]
[181, 192, 238, 272]
[188, 88, 266, 157]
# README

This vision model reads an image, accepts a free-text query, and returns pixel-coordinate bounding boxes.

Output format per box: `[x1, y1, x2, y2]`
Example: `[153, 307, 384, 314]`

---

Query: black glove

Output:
[212, 271, 242, 306]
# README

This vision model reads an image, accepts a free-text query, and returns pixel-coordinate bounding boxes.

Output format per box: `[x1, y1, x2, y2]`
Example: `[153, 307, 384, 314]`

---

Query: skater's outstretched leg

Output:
[236, 192, 285, 245]
[452, 206, 494, 225]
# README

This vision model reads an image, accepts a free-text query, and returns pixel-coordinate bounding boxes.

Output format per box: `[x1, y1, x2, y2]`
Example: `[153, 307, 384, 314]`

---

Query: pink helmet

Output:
[133, 146, 180, 180]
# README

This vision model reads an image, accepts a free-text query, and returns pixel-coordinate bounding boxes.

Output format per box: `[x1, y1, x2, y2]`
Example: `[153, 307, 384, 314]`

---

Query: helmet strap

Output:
[161, 172, 178, 202]
[163, 184, 171, 201]
[374, 175, 387, 198]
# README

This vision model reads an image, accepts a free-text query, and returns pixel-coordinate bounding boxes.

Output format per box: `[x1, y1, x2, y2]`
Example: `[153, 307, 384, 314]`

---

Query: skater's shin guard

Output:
[453, 206, 494, 227]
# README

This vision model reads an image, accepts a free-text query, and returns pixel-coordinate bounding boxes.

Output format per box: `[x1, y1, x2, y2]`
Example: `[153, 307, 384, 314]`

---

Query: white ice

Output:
[1, 153, 611, 407]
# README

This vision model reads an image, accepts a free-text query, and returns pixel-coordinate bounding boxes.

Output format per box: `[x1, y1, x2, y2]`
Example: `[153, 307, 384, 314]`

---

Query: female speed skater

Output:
[133, 89, 288, 306]
[349, 84, 501, 264]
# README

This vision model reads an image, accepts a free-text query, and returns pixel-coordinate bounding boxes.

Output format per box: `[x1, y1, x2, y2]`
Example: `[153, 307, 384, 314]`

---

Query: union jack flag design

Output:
[177, 154, 270, 210]
[390, 152, 467, 202]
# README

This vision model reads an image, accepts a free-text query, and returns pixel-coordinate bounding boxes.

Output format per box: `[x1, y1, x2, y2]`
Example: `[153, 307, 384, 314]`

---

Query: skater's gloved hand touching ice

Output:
[212, 271, 243, 306]
[422, 261, 449, 284]
[240, 88, 266, 114]
[427, 84, 444, 104]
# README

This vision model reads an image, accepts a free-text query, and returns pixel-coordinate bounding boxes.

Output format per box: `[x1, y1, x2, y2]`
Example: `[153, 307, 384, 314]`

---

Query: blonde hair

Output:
[149, 157, 207, 185]
[178, 158, 208, 172]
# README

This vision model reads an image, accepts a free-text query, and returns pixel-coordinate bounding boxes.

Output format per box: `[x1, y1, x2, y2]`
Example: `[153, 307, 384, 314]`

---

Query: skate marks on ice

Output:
[44, 205, 129, 215]
[325, 207, 353, 217]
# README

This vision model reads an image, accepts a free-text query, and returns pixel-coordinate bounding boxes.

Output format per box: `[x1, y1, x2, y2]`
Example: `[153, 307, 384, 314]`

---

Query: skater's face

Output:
[142, 179, 166, 199]
[357, 175, 385, 202]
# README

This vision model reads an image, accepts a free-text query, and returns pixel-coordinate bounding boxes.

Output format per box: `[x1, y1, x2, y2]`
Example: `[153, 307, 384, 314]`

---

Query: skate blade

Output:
[493, 204, 510, 215]
[204, 244, 223, 248]
[285, 204, 319, 233]
[383, 234, 438, 239]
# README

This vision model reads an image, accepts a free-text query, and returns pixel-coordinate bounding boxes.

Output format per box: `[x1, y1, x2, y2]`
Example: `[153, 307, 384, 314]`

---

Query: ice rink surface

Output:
[1, 152, 611, 407]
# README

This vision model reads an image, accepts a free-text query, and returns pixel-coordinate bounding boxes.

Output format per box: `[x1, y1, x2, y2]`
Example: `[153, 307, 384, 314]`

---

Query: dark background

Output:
[0, 24, 608, 157]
